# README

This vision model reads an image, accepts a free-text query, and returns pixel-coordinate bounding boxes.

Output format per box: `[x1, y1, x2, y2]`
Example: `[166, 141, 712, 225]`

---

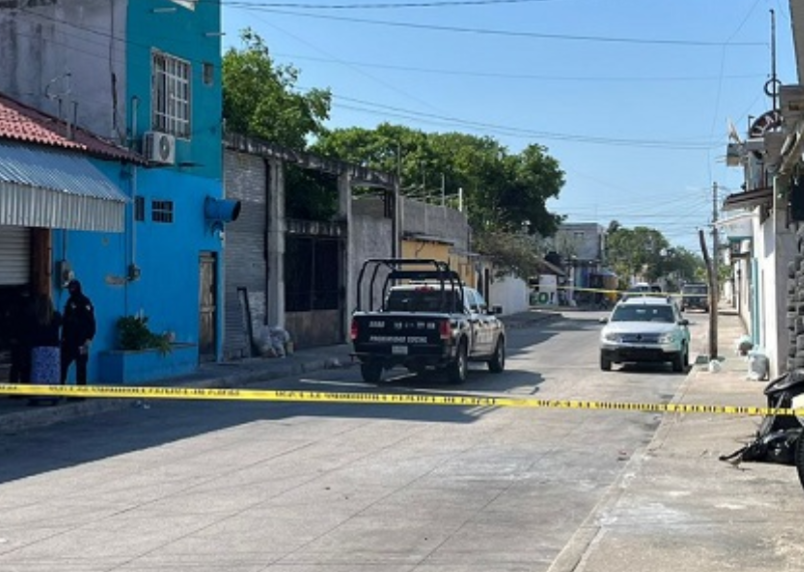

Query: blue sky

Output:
[221, 0, 796, 254]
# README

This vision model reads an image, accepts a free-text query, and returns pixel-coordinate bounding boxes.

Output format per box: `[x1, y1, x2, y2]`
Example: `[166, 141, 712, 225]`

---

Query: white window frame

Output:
[152, 50, 191, 139]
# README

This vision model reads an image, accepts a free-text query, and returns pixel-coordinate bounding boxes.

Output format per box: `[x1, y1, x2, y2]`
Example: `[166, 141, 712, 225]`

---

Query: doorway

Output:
[199, 252, 217, 361]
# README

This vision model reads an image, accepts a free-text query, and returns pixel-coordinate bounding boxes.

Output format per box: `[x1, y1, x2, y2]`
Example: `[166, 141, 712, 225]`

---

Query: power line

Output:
[238, 8, 768, 46]
[248, 11, 447, 114]
[225, 0, 564, 9]
[320, 92, 722, 149]
[273, 52, 766, 83]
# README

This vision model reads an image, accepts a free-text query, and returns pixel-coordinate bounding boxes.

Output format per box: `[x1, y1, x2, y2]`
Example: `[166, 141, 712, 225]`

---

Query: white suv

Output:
[599, 296, 690, 372]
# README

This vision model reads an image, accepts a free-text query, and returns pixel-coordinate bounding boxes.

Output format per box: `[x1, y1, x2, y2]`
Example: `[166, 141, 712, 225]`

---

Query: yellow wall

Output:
[401, 240, 475, 287]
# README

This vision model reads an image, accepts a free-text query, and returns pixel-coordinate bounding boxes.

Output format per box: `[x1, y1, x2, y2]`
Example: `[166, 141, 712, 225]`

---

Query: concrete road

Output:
[0, 311, 696, 571]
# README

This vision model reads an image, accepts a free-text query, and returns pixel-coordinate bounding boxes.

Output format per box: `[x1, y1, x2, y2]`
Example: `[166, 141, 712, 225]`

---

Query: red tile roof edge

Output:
[0, 91, 146, 164]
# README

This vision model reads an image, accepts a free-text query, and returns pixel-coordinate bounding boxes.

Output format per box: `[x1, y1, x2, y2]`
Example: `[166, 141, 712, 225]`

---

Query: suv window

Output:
[471, 289, 489, 313]
[611, 304, 676, 323]
[682, 285, 708, 294]
[463, 289, 478, 313]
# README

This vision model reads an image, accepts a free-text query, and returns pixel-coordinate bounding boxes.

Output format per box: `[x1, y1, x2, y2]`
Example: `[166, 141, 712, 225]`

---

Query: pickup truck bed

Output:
[350, 259, 506, 384]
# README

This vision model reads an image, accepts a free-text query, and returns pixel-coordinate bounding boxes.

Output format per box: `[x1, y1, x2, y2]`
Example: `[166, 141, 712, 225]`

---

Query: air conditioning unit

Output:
[143, 131, 176, 165]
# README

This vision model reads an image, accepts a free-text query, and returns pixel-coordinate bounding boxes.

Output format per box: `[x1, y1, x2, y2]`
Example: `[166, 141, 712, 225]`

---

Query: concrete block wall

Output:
[222, 150, 268, 358]
[402, 198, 470, 251]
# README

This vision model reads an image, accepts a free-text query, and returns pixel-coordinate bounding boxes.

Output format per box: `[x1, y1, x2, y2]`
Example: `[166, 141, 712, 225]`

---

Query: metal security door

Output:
[199, 252, 217, 361]
[0, 226, 31, 285]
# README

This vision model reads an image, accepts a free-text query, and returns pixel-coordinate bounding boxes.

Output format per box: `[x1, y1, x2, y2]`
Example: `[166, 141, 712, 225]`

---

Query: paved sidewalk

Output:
[0, 307, 560, 434]
[548, 305, 804, 572]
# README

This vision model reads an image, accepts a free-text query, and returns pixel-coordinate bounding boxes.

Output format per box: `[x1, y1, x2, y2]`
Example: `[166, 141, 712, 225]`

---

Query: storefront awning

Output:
[0, 142, 128, 232]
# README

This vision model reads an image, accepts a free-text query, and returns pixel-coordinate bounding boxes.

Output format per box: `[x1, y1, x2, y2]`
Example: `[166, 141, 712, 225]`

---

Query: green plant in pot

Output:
[117, 315, 173, 356]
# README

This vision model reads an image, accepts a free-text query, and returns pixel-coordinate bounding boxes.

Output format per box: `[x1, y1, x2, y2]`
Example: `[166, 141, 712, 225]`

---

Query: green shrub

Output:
[116, 315, 173, 356]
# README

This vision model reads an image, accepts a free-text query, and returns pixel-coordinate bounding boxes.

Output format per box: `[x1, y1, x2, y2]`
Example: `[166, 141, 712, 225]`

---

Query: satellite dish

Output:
[727, 119, 743, 144]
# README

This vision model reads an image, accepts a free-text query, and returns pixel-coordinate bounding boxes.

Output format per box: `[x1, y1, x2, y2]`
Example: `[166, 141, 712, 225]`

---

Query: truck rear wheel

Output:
[360, 362, 383, 384]
[447, 342, 468, 384]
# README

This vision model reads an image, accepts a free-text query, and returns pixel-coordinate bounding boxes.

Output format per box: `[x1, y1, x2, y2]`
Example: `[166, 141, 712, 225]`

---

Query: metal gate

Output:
[198, 252, 217, 361]
[0, 226, 31, 285]
[285, 226, 345, 348]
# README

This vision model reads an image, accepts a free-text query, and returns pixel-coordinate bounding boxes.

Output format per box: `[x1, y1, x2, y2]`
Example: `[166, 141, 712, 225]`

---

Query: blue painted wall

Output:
[21, 1, 226, 384]
[52, 163, 225, 384]
[126, 0, 223, 181]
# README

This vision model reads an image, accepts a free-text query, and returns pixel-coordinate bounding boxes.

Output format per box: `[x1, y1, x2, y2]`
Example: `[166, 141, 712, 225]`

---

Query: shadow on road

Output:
[0, 313, 603, 485]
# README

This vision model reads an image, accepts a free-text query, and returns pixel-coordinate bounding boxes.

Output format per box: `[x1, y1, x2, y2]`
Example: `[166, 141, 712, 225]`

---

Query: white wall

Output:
[489, 274, 529, 315]
[754, 213, 776, 374]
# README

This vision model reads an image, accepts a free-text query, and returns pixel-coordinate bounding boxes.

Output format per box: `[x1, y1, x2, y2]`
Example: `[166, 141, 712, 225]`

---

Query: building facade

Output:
[0, 0, 228, 383]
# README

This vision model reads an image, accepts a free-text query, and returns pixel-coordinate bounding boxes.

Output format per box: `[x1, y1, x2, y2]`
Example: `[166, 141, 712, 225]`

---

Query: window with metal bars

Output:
[151, 50, 191, 139]
[134, 196, 145, 222]
[151, 200, 174, 224]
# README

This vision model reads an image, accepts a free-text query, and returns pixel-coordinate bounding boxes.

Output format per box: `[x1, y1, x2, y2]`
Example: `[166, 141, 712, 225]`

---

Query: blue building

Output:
[0, 1, 230, 383]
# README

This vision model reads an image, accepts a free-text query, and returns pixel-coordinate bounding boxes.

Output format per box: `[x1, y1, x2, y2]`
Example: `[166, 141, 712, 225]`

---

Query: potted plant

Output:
[99, 313, 197, 385]
[116, 315, 172, 356]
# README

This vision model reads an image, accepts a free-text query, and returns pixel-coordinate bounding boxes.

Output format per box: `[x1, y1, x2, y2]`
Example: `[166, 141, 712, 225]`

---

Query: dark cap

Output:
[67, 279, 82, 293]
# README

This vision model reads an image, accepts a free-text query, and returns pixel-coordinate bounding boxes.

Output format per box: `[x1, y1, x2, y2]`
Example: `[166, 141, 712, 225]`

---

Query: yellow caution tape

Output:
[0, 384, 799, 417]
[542, 284, 709, 298]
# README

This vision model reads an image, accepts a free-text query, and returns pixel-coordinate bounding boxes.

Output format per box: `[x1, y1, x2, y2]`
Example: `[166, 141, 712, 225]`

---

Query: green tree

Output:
[313, 125, 564, 236]
[313, 125, 565, 278]
[222, 29, 331, 149]
[606, 226, 670, 287]
[658, 247, 706, 291]
[473, 231, 547, 280]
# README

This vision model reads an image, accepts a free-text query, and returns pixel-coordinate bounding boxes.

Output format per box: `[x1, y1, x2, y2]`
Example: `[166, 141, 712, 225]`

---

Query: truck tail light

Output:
[439, 319, 451, 341]
[350, 318, 359, 341]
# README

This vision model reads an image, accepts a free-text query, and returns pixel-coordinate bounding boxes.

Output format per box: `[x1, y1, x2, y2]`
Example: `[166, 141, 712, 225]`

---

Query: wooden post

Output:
[699, 229, 718, 359]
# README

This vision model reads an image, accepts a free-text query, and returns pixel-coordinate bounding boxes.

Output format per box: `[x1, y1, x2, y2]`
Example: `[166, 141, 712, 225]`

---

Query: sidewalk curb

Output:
[0, 355, 354, 435]
[0, 310, 552, 434]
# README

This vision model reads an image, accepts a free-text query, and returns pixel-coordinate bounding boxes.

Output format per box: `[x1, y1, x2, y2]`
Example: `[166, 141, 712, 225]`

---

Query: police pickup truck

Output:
[350, 259, 506, 384]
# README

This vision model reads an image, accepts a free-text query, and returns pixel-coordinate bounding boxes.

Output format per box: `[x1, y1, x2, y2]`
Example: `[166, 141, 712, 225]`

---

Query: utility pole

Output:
[710, 182, 719, 359]
[392, 141, 401, 258]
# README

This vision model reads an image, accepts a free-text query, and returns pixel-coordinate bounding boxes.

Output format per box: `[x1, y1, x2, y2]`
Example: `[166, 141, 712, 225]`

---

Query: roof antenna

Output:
[765, 9, 780, 113]
[44, 71, 73, 138]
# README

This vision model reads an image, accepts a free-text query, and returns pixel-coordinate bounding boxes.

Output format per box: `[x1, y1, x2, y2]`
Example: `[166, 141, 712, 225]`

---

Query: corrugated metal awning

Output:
[0, 141, 128, 232]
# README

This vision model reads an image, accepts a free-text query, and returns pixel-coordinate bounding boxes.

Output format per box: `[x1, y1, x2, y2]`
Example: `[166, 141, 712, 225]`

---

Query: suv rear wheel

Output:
[447, 341, 468, 384]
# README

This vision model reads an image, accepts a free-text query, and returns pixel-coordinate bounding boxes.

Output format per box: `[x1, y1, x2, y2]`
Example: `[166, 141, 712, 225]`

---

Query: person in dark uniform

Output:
[60, 280, 96, 385]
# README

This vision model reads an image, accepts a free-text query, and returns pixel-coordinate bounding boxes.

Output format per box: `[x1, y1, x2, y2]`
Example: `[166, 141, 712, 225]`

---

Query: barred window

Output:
[202, 62, 214, 86]
[134, 196, 145, 222]
[152, 51, 191, 138]
[152, 200, 174, 224]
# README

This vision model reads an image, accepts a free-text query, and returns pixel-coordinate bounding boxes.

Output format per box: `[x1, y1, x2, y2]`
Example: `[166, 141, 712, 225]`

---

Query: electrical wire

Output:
[273, 52, 766, 83]
[322, 93, 722, 149]
[225, 0, 566, 9]
[234, 7, 767, 46]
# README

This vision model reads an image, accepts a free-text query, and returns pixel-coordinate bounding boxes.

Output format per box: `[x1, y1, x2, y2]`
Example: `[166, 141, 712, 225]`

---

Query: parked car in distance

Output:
[680, 282, 709, 312]
[621, 282, 663, 301]
[599, 295, 691, 373]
